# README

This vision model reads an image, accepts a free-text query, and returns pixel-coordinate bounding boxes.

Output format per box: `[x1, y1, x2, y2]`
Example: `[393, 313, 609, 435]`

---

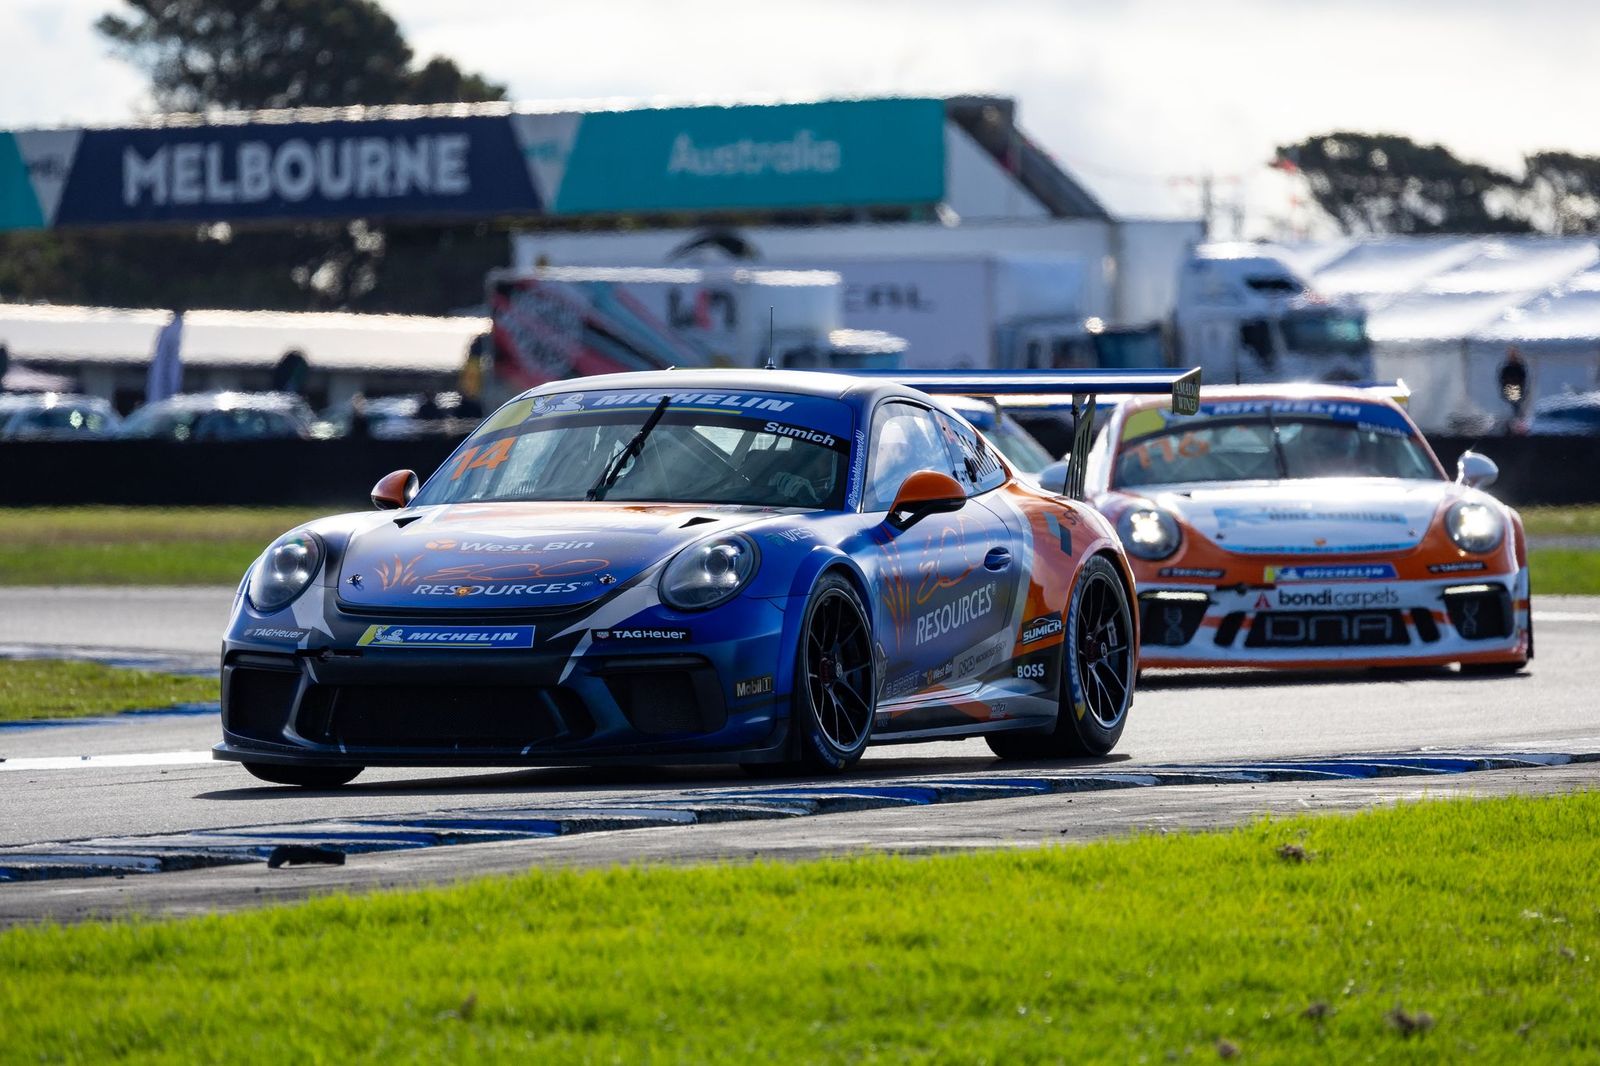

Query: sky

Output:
[3, 0, 1597, 235]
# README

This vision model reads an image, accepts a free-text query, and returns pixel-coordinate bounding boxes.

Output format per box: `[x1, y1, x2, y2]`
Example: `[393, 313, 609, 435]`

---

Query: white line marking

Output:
[1532, 611, 1600, 624]
[0, 751, 214, 772]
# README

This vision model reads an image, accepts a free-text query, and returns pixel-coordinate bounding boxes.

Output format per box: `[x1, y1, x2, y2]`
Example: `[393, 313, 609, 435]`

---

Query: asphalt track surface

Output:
[1, 586, 1597, 920]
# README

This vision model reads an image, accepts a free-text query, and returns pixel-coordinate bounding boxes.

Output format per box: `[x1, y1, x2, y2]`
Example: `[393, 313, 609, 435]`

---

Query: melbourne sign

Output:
[0, 99, 947, 230]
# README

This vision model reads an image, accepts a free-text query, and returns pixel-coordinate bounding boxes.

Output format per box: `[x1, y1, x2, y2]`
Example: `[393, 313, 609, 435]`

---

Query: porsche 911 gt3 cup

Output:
[1086, 384, 1531, 673]
[215, 367, 1200, 787]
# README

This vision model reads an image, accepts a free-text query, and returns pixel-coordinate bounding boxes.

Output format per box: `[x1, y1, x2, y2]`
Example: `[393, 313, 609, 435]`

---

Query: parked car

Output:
[0, 392, 121, 440]
[318, 392, 483, 440]
[214, 367, 1198, 787]
[1526, 390, 1600, 436]
[118, 392, 315, 442]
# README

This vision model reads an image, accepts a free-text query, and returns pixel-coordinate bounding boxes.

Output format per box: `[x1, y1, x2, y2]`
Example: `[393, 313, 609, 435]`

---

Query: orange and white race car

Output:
[1084, 384, 1531, 673]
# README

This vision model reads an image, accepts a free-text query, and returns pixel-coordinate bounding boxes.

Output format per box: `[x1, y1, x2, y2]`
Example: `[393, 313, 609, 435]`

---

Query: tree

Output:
[1275, 133, 1532, 236]
[95, 0, 504, 111]
[1523, 151, 1600, 235]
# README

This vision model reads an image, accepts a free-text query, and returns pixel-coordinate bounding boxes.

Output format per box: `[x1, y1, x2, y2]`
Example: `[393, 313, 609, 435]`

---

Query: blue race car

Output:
[217, 367, 1198, 786]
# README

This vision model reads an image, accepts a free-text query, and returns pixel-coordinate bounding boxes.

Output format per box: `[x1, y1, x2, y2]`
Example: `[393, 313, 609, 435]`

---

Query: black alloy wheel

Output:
[748, 572, 875, 776]
[988, 554, 1135, 760]
[243, 762, 364, 788]
[1073, 560, 1135, 732]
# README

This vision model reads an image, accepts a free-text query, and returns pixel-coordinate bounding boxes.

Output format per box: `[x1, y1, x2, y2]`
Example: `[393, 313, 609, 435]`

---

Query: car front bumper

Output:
[1132, 570, 1531, 670]
[215, 593, 798, 767]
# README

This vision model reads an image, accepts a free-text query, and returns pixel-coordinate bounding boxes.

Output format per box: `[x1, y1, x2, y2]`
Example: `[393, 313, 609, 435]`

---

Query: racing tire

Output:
[1459, 660, 1526, 677]
[776, 572, 877, 774]
[987, 554, 1135, 760]
[242, 762, 364, 788]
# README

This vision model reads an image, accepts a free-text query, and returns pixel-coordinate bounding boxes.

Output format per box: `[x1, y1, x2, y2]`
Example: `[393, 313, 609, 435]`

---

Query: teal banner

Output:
[514, 98, 946, 215]
[0, 99, 948, 231]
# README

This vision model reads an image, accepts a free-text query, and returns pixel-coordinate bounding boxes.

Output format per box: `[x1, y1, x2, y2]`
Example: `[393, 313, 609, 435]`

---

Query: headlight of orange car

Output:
[1117, 504, 1182, 561]
[1445, 501, 1504, 554]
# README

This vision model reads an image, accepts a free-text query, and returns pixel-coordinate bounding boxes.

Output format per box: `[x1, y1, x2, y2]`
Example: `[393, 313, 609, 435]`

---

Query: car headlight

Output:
[1117, 504, 1182, 561]
[1446, 501, 1504, 553]
[660, 533, 760, 610]
[247, 530, 325, 612]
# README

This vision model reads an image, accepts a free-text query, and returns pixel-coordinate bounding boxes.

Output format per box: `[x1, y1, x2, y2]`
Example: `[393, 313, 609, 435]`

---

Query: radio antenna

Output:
[763, 306, 776, 370]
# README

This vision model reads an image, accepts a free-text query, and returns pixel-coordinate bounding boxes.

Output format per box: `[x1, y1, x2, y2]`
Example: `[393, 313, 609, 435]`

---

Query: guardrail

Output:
[0, 432, 1596, 507]
[0, 438, 466, 508]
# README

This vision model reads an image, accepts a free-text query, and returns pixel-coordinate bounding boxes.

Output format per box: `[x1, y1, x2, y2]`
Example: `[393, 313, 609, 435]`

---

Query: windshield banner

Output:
[1122, 398, 1413, 441]
[482, 387, 857, 443]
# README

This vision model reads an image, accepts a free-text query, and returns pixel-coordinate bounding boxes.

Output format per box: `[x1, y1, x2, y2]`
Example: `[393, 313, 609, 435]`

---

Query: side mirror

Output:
[1037, 459, 1070, 496]
[1456, 451, 1498, 490]
[887, 470, 965, 530]
[371, 469, 418, 510]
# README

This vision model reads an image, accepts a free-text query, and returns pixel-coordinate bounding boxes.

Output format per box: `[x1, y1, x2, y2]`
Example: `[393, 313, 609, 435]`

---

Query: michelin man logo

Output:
[529, 393, 584, 417]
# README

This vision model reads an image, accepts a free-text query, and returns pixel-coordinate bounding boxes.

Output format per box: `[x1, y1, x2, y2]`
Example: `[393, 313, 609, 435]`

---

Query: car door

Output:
[865, 401, 1021, 731]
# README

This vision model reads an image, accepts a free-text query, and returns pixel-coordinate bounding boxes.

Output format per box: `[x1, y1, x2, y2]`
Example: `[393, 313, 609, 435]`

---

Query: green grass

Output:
[2, 792, 1597, 1062]
[0, 659, 218, 721]
[1530, 549, 1600, 596]
[0, 507, 319, 585]
[2, 507, 1598, 595]
[1521, 506, 1600, 538]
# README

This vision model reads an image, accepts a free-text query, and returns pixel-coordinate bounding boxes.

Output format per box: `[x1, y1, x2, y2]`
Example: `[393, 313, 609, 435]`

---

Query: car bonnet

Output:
[337, 502, 786, 611]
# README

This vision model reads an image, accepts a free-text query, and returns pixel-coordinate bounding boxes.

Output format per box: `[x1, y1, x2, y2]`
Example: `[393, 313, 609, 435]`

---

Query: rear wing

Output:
[857, 368, 1202, 499]
[1358, 379, 1411, 406]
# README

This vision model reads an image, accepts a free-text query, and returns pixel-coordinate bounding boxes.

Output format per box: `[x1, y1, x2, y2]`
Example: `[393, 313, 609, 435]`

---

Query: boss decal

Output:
[1015, 661, 1047, 680]
[1021, 616, 1064, 645]
[592, 627, 690, 642]
[734, 674, 774, 698]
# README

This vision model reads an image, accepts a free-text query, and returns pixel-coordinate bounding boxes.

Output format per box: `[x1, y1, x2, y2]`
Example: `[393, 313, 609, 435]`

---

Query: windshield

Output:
[1092, 329, 1166, 369]
[5, 404, 116, 435]
[415, 388, 855, 509]
[118, 407, 200, 440]
[1280, 310, 1369, 356]
[1114, 404, 1439, 488]
[985, 414, 1055, 473]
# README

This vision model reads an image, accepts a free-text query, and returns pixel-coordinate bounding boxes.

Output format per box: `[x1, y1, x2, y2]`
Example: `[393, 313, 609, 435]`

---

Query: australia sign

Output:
[0, 98, 947, 230]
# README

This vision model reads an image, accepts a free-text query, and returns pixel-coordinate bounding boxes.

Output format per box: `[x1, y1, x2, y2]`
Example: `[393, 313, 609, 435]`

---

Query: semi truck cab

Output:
[1175, 249, 1372, 385]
